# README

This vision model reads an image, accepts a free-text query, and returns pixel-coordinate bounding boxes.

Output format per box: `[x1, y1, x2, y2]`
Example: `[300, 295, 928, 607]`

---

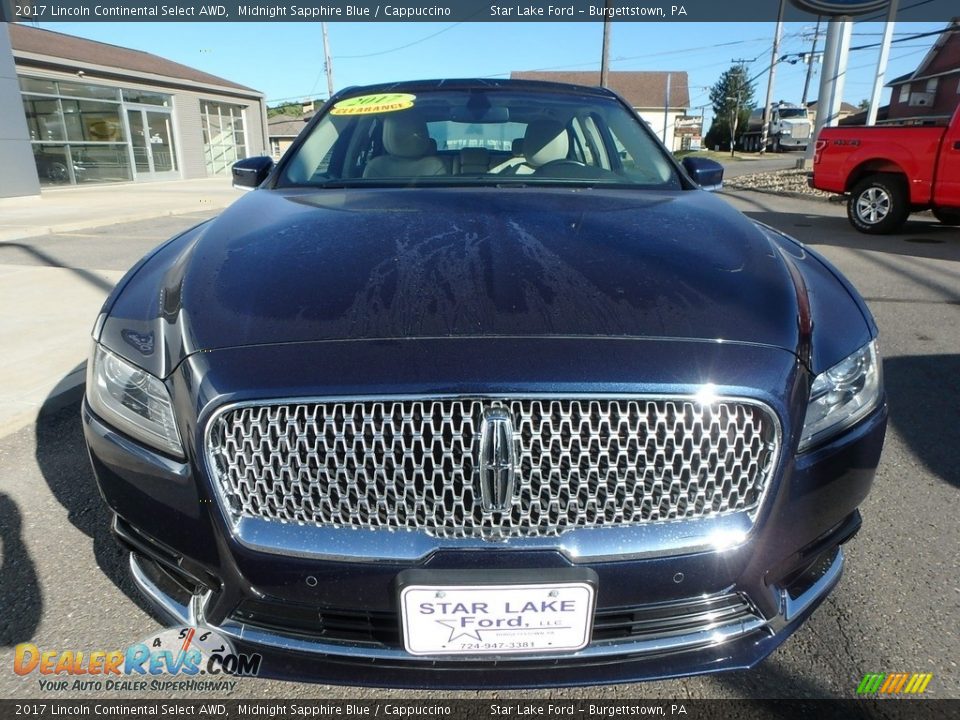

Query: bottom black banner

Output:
[0, 699, 957, 720]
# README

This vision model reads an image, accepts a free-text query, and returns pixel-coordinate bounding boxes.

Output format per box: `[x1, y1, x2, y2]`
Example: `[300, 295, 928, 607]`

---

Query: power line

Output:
[777, 28, 950, 68]
[856, 0, 938, 22]
[334, 23, 464, 59]
[481, 35, 777, 79]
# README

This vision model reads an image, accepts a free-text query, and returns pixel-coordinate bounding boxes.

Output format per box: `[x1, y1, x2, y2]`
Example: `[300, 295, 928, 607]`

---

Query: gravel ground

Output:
[726, 168, 835, 200]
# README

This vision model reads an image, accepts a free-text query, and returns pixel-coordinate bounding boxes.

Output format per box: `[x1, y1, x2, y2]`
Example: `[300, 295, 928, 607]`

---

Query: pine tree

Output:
[708, 65, 756, 156]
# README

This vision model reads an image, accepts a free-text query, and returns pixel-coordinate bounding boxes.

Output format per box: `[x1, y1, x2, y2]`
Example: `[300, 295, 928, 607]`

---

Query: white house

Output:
[510, 70, 691, 151]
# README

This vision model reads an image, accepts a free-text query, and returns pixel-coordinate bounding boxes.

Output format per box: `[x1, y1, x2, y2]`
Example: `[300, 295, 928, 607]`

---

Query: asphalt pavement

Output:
[710, 155, 799, 178]
[0, 178, 242, 435]
[0, 186, 957, 701]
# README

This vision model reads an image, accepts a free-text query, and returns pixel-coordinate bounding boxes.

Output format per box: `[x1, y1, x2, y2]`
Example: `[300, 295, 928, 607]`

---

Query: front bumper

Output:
[82, 376, 886, 687]
[126, 544, 847, 687]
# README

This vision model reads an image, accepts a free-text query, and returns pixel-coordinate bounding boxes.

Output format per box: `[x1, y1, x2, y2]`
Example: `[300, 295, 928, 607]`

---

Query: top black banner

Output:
[1, 0, 958, 23]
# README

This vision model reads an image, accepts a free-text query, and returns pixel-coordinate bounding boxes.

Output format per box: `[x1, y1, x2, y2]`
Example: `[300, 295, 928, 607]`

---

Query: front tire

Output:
[847, 174, 909, 234]
[932, 208, 960, 226]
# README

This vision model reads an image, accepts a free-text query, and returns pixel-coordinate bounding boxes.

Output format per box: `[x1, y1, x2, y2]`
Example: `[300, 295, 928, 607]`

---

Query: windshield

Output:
[778, 108, 808, 119]
[278, 88, 681, 189]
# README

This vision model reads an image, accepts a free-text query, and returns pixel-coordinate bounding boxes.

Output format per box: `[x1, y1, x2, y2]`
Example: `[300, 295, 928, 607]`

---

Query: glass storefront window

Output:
[19, 77, 57, 94]
[20, 75, 174, 185]
[32, 145, 71, 185]
[22, 96, 66, 142]
[30, 144, 133, 186]
[201, 101, 248, 175]
[122, 89, 171, 107]
[56, 81, 121, 101]
[72, 144, 133, 183]
[61, 99, 125, 142]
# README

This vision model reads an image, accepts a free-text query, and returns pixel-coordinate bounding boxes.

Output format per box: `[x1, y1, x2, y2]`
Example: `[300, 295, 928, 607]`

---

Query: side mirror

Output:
[681, 156, 724, 192]
[232, 156, 274, 190]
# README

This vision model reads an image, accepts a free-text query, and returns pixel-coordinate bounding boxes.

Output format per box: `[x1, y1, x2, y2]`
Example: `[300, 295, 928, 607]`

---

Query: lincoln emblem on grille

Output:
[478, 407, 517, 512]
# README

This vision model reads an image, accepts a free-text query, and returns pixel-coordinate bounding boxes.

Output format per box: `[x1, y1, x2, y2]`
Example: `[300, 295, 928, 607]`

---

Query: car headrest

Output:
[523, 120, 569, 167]
[459, 147, 490, 165]
[382, 115, 433, 159]
[511, 138, 525, 157]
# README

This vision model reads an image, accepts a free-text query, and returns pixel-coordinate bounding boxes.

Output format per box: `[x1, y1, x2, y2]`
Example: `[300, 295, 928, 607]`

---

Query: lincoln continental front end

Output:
[82, 79, 887, 687]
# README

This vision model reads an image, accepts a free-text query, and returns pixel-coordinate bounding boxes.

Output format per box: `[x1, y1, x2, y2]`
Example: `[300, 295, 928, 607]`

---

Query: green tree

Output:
[709, 65, 756, 156]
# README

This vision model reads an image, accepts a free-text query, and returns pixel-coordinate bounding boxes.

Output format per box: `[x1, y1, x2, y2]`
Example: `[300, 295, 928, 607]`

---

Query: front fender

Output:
[757, 223, 874, 375]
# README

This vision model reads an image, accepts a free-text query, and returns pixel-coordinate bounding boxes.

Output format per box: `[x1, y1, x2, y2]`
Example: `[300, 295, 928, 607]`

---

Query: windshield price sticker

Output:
[400, 582, 595, 656]
[331, 93, 416, 116]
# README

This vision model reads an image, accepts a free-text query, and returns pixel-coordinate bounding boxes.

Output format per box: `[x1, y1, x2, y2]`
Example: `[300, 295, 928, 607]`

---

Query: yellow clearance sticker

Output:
[330, 93, 416, 116]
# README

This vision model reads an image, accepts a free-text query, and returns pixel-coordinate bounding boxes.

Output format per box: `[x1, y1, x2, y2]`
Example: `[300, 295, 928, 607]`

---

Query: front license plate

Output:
[400, 582, 595, 656]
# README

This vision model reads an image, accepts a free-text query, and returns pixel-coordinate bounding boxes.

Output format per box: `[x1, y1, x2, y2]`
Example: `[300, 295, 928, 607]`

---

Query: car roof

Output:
[333, 78, 621, 101]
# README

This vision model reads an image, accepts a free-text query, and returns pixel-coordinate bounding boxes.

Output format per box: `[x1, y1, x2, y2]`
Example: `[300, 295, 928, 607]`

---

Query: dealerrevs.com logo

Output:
[14, 627, 261, 692]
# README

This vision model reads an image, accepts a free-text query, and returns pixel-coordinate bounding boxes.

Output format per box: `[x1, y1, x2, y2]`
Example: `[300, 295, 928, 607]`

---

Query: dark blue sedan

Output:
[82, 79, 886, 687]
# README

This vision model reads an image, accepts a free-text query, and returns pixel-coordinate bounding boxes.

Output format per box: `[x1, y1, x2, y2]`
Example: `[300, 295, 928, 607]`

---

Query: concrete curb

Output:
[723, 186, 835, 203]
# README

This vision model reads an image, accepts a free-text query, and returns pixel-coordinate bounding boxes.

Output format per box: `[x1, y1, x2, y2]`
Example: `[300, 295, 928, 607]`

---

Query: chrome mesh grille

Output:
[207, 398, 778, 539]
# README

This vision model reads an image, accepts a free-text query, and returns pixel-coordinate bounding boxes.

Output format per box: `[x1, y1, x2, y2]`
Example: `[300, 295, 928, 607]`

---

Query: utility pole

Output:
[867, 0, 898, 125]
[600, 0, 613, 87]
[729, 59, 750, 156]
[662, 73, 672, 149]
[759, 0, 785, 154]
[801, 17, 821, 106]
[321, 22, 335, 99]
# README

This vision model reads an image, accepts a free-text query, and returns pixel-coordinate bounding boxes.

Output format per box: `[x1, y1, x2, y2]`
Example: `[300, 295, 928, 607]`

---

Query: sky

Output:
[40, 19, 948, 126]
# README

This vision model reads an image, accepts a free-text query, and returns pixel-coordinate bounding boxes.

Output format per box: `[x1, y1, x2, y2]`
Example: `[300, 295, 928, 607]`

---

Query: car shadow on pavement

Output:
[0, 492, 42, 647]
[731, 198, 960, 263]
[716, 671, 864, 714]
[32, 369, 159, 622]
[883, 354, 960, 490]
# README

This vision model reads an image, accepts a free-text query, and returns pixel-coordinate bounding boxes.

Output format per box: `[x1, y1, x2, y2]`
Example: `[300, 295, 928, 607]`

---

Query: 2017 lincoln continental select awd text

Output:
[83, 79, 887, 687]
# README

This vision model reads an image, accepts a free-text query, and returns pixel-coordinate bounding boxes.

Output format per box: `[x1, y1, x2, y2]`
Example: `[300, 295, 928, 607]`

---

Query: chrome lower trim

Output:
[228, 511, 756, 563]
[214, 611, 767, 663]
[129, 553, 192, 625]
[129, 549, 846, 664]
[780, 547, 845, 624]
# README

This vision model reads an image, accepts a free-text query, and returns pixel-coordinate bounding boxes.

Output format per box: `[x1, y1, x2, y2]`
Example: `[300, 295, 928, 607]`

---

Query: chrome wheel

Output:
[855, 187, 891, 225]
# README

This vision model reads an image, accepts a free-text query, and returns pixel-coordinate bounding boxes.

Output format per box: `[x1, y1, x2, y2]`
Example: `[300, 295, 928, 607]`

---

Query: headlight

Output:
[799, 340, 882, 452]
[87, 344, 184, 457]
[781, 126, 792, 136]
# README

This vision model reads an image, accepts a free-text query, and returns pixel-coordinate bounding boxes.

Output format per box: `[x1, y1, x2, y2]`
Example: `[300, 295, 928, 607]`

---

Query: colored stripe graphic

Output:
[857, 673, 885, 694]
[857, 673, 932, 695]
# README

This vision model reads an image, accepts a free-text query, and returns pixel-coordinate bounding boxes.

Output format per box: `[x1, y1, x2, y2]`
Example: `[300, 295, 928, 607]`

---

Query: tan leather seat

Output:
[458, 147, 491, 174]
[491, 121, 569, 175]
[363, 116, 447, 178]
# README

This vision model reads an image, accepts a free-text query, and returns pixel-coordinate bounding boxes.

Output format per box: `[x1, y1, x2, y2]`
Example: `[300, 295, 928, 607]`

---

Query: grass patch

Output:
[674, 149, 745, 162]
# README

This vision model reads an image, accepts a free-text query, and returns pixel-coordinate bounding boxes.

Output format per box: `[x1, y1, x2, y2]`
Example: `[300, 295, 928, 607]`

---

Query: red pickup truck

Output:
[811, 104, 960, 234]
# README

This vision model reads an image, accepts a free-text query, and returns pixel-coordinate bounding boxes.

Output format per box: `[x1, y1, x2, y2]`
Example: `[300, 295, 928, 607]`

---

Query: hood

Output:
[103, 186, 808, 372]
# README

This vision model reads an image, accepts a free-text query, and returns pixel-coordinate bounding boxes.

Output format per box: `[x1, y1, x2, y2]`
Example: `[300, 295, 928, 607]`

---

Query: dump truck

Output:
[741, 102, 813, 153]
